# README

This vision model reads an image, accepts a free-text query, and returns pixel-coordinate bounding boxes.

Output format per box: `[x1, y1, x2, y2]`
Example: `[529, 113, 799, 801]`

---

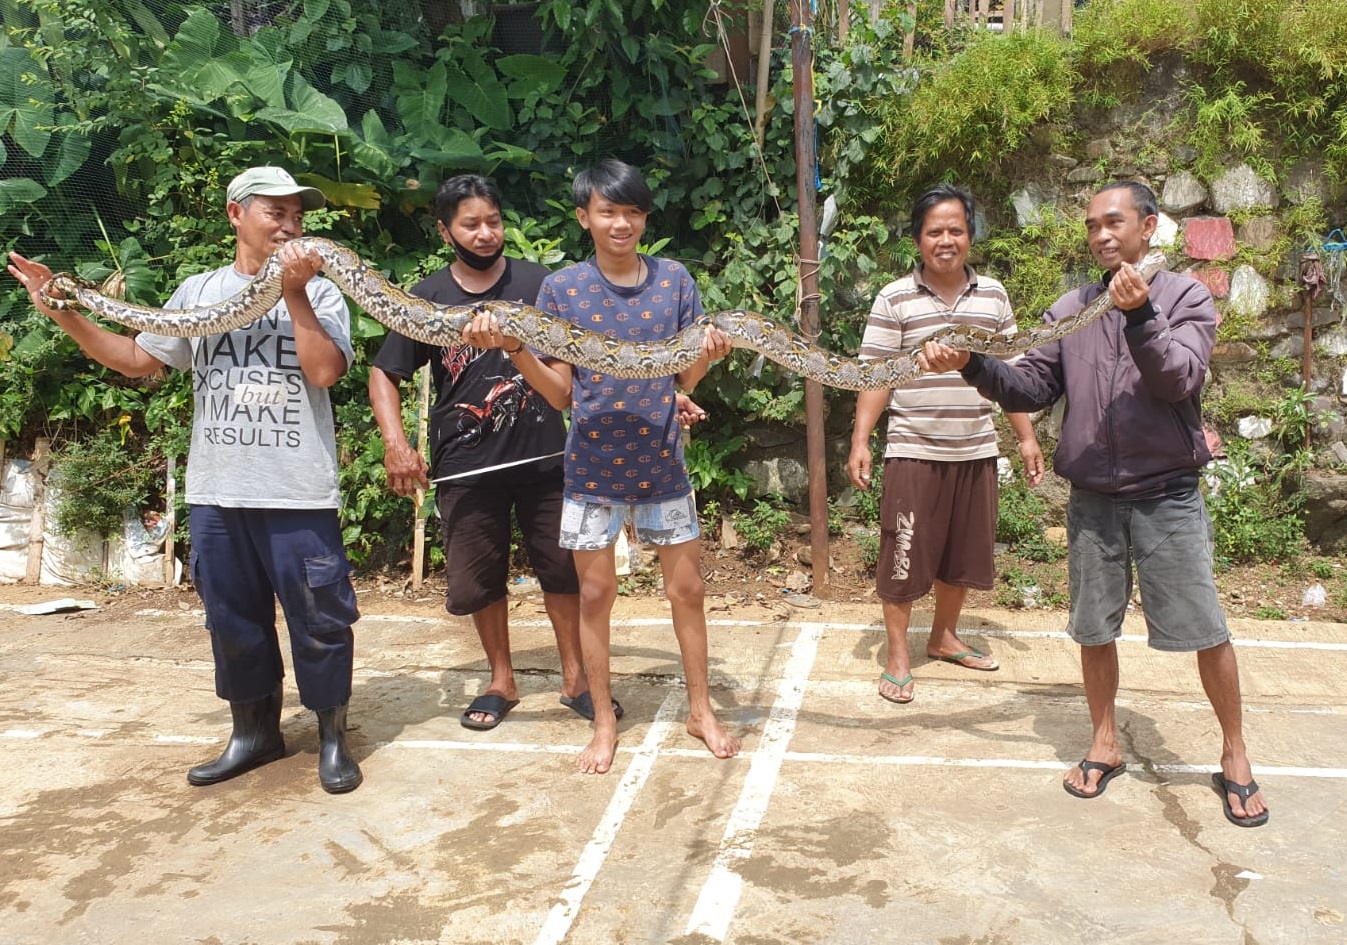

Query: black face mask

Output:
[448, 234, 504, 271]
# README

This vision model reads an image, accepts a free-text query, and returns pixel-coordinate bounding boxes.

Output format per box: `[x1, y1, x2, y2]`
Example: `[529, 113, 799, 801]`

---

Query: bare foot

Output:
[687, 713, 741, 759]
[1063, 750, 1124, 796]
[576, 729, 618, 775]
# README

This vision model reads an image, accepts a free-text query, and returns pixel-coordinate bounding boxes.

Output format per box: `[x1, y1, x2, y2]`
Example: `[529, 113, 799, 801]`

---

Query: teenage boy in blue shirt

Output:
[477, 159, 741, 774]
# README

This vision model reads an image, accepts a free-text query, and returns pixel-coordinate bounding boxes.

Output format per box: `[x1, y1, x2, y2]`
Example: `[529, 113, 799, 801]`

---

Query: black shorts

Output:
[435, 467, 578, 615]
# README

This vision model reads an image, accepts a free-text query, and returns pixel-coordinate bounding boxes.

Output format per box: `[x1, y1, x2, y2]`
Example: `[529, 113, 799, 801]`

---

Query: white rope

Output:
[430, 451, 564, 483]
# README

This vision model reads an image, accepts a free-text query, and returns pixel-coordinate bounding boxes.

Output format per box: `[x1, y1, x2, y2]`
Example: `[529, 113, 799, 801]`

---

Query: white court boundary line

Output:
[528, 689, 682, 945]
[685, 621, 824, 941]
[9, 727, 1345, 781]
[490, 617, 1347, 651]
[100, 610, 1347, 650]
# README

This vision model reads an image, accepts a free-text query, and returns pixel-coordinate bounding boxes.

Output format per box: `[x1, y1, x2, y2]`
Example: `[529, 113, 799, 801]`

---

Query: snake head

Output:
[39, 273, 96, 311]
[1138, 250, 1170, 279]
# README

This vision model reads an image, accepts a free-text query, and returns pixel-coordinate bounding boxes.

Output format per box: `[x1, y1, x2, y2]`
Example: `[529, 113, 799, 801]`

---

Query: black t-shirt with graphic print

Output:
[371, 258, 565, 486]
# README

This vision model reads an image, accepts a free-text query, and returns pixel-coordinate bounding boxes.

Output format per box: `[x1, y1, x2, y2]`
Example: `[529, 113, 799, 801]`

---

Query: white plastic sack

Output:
[0, 459, 36, 583]
[37, 475, 108, 586]
[105, 508, 177, 586]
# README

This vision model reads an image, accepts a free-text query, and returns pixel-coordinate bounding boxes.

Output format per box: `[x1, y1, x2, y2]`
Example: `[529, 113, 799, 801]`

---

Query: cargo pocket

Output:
[302, 552, 360, 632]
[189, 550, 213, 631]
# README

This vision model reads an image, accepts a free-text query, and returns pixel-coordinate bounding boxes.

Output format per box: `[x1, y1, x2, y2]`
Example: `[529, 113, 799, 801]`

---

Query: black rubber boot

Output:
[316, 703, 362, 794]
[186, 684, 285, 786]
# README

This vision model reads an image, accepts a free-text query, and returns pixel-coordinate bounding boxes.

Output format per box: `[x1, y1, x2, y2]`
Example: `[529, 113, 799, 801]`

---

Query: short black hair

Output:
[1096, 180, 1158, 219]
[911, 184, 976, 240]
[434, 174, 502, 228]
[572, 158, 653, 212]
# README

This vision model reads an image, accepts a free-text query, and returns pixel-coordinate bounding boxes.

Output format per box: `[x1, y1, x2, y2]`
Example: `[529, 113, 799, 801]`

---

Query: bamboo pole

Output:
[1004, 0, 1015, 31]
[410, 364, 432, 589]
[903, 2, 917, 58]
[944, 0, 956, 29]
[1302, 251, 1318, 450]
[790, 0, 830, 598]
[1061, 0, 1072, 34]
[162, 454, 176, 585]
[837, 0, 847, 45]
[753, 0, 776, 149]
[25, 437, 50, 584]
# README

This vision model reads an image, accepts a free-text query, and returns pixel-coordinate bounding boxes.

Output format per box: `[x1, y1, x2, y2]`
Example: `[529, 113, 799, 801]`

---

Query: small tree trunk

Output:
[753, 0, 777, 148]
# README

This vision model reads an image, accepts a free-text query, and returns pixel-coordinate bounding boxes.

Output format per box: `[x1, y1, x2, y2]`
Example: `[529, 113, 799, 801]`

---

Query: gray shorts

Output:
[559, 494, 699, 551]
[1065, 483, 1230, 652]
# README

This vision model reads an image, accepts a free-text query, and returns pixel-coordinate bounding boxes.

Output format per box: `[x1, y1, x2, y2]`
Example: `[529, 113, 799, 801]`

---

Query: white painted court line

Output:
[497, 617, 1347, 651]
[684, 621, 824, 942]
[779, 752, 1347, 779]
[11, 727, 1344, 781]
[529, 689, 682, 945]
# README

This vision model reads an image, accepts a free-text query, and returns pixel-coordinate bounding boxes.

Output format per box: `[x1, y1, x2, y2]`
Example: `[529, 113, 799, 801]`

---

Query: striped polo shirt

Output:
[859, 265, 1016, 462]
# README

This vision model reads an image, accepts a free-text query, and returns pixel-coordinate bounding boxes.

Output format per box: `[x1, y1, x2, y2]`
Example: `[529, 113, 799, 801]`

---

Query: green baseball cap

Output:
[226, 166, 325, 210]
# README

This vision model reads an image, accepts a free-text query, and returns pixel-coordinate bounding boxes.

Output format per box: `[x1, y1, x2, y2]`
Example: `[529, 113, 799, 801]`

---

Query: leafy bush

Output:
[867, 29, 1077, 205]
[685, 434, 754, 502]
[731, 498, 793, 554]
[50, 427, 162, 537]
[980, 210, 1094, 328]
[1204, 440, 1307, 565]
[996, 475, 1063, 562]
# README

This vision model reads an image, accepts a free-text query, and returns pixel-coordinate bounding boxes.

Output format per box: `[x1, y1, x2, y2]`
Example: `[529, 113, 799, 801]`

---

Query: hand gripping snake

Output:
[39, 238, 1168, 391]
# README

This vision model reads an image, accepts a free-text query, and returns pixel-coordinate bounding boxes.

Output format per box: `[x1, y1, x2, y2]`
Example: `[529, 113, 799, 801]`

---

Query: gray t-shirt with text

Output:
[136, 264, 353, 509]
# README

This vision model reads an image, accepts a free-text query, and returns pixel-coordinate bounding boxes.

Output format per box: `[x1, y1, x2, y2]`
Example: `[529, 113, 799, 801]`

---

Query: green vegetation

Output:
[730, 498, 794, 554]
[1204, 440, 1307, 566]
[996, 476, 1066, 564]
[2, 0, 1345, 575]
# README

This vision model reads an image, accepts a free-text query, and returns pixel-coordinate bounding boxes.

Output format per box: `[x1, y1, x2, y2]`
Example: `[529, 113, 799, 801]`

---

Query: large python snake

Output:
[40, 238, 1167, 391]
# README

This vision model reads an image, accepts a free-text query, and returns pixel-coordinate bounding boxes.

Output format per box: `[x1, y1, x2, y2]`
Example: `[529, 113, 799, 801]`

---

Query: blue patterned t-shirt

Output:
[537, 256, 702, 504]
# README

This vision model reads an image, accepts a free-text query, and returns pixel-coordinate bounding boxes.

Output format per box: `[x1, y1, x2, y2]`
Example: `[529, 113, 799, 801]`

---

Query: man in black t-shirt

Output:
[370, 175, 601, 731]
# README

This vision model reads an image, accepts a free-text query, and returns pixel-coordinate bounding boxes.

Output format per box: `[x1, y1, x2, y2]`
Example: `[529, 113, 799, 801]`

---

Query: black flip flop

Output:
[560, 690, 624, 721]
[1063, 759, 1126, 798]
[460, 693, 519, 731]
[1211, 771, 1269, 827]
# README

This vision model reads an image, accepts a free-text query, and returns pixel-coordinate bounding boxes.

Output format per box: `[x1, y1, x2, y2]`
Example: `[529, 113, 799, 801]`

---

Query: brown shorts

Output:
[876, 456, 997, 604]
[436, 466, 578, 616]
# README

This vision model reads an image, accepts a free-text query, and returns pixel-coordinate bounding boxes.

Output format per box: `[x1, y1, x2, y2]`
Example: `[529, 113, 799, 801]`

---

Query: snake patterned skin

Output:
[40, 238, 1168, 392]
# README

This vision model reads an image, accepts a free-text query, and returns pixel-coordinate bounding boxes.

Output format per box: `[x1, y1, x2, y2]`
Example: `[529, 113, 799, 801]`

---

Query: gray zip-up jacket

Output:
[960, 269, 1215, 498]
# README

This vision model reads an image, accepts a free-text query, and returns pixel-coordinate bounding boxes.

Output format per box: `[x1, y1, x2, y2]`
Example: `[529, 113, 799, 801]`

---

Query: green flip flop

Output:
[879, 671, 915, 704]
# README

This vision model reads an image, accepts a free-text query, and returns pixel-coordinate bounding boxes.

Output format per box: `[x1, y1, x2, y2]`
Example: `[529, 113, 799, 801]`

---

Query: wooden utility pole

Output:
[790, 0, 830, 598]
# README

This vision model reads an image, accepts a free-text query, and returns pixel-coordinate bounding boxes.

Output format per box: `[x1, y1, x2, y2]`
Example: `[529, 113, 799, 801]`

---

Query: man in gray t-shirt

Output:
[9, 166, 364, 794]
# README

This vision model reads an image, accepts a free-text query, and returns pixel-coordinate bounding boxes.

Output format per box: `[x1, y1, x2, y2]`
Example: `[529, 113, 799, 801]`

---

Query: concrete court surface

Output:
[0, 588, 1344, 945]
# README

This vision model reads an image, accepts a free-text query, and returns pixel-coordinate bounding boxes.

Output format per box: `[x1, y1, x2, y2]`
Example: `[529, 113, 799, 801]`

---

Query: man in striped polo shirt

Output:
[848, 184, 1044, 705]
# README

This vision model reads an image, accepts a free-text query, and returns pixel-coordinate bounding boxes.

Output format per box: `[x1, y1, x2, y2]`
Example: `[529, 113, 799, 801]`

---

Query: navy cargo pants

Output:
[189, 505, 359, 711]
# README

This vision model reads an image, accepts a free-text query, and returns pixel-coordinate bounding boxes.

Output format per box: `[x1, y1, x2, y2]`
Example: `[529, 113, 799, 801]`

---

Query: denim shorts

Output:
[1065, 483, 1230, 652]
[559, 494, 699, 551]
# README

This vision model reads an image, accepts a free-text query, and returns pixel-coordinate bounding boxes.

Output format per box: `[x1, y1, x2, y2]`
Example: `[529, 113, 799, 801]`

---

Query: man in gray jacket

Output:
[920, 181, 1267, 827]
